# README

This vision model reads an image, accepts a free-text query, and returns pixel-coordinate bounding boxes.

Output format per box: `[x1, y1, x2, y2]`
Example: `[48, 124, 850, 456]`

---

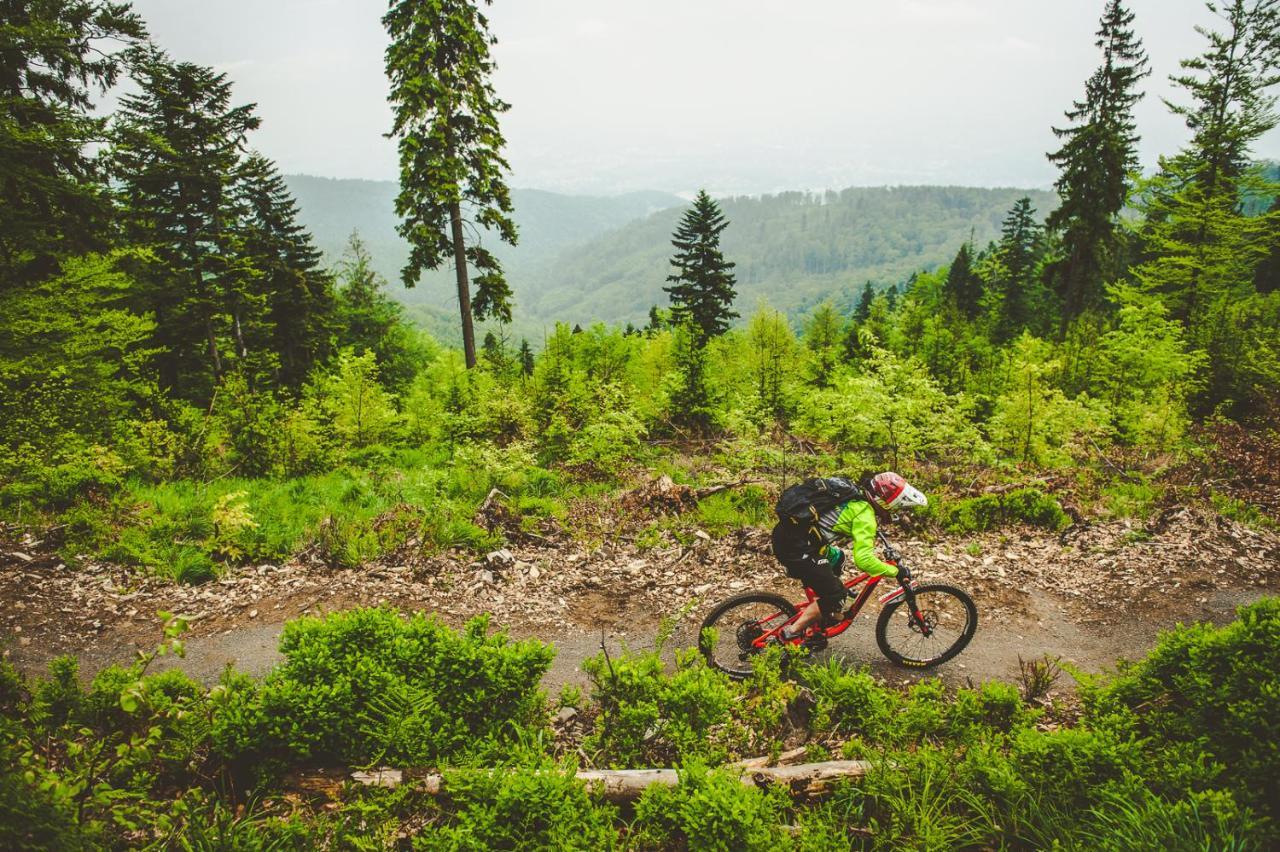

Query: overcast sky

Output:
[121, 0, 1280, 196]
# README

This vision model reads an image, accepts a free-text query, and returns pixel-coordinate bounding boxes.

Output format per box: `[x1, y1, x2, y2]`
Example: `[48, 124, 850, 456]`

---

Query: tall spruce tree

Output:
[854, 281, 875, 323]
[383, 0, 517, 370]
[234, 154, 337, 387]
[111, 48, 262, 397]
[993, 197, 1046, 340]
[0, 1, 145, 285]
[1046, 0, 1149, 323]
[664, 190, 738, 343]
[1136, 0, 1279, 324]
[943, 242, 982, 318]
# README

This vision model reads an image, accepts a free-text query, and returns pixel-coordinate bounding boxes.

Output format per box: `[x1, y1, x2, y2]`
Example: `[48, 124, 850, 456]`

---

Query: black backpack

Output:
[775, 477, 863, 525]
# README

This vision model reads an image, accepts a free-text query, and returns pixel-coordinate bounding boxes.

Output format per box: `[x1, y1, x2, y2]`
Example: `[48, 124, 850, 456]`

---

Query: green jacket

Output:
[820, 500, 899, 578]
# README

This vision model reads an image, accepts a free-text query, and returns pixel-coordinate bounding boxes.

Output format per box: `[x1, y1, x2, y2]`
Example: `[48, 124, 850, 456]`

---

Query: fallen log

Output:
[348, 757, 872, 803]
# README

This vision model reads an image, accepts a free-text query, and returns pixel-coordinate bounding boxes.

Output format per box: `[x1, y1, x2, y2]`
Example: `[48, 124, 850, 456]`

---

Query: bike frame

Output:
[750, 571, 917, 649]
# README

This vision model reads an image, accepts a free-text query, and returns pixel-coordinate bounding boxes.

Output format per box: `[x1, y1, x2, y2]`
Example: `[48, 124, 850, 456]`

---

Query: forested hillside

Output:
[289, 177, 1057, 333]
[3, 0, 1280, 848]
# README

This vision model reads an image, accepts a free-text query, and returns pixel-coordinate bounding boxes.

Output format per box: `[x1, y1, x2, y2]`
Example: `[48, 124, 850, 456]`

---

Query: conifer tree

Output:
[110, 47, 261, 396]
[233, 154, 337, 387]
[992, 197, 1047, 340]
[383, 0, 517, 370]
[1134, 0, 1279, 324]
[804, 302, 844, 387]
[0, 1, 145, 285]
[943, 243, 982, 318]
[1046, 0, 1149, 322]
[854, 281, 875, 323]
[664, 190, 738, 343]
[1132, 0, 1280, 411]
[518, 338, 535, 375]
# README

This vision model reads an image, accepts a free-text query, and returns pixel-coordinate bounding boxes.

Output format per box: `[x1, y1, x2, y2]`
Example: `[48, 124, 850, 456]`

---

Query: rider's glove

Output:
[821, 545, 845, 576]
[896, 563, 912, 583]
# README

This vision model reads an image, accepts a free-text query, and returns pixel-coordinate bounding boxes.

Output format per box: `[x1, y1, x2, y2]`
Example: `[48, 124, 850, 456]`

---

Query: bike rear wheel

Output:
[875, 583, 977, 668]
[699, 592, 797, 679]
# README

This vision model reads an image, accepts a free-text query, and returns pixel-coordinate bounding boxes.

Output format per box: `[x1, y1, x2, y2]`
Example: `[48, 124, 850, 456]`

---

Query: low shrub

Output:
[630, 762, 790, 851]
[926, 487, 1070, 533]
[1085, 596, 1280, 827]
[211, 609, 554, 777]
[414, 761, 619, 850]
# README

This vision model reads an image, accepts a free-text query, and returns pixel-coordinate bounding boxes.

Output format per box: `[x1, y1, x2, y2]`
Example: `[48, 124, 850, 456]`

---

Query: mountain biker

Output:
[772, 472, 928, 644]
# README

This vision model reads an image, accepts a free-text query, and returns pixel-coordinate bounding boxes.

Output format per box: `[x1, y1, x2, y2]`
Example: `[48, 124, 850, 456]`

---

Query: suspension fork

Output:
[877, 530, 931, 636]
[901, 583, 932, 636]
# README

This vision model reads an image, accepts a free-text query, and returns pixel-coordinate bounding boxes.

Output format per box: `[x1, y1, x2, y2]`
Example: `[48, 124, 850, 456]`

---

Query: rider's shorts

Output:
[770, 521, 846, 621]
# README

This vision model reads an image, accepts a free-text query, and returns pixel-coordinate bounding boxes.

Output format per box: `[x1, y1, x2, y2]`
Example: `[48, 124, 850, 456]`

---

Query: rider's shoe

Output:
[801, 630, 828, 652]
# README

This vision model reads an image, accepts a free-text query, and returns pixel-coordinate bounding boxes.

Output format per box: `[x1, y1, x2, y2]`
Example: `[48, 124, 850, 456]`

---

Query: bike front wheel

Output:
[699, 592, 797, 679]
[875, 583, 977, 668]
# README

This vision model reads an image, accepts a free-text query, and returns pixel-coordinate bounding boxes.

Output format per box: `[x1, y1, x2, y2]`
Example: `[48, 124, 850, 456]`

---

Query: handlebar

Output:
[876, 530, 912, 585]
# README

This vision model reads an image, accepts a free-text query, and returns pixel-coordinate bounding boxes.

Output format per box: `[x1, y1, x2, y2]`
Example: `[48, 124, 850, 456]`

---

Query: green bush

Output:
[804, 659, 901, 740]
[630, 762, 789, 851]
[1085, 597, 1280, 826]
[694, 485, 774, 535]
[582, 646, 739, 767]
[211, 609, 554, 776]
[926, 487, 1071, 533]
[414, 762, 618, 851]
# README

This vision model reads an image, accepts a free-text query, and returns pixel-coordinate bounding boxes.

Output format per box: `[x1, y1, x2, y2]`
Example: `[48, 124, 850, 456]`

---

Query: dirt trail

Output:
[7, 580, 1266, 695]
[4, 505, 1279, 694]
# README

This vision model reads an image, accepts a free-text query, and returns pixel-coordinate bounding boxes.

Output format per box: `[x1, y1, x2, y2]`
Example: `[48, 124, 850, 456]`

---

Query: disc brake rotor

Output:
[909, 609, 939, 635]
[735, 620, 764, 651]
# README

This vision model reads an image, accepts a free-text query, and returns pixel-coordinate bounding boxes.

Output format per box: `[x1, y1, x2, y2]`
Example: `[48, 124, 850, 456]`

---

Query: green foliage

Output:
[211, 609, 553, 775]
[1102, 478, 1162, 519]
[924, 488, 1071, 534]
[1085, 597, 1280, 825]
[989, 334, 1109, 467]
[630, 762, 789, 851]
[415, 762, 618, 851]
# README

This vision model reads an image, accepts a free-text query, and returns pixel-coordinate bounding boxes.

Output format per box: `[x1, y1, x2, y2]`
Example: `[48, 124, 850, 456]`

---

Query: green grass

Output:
[1211, 492, 1277, 531]
[53, 445, 579, 581]
[1101, 478, 1163, 520]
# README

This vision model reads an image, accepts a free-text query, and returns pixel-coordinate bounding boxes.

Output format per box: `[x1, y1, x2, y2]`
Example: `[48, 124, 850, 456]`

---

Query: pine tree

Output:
[1046, 0, 1149, 322]
[943, 243, 982, 318]
[233, 154, 337, 387]
[110, 47, 262, 397]
[992, 197, 1046, 340]
[804, 302, 844, 387]
[1136, 0, 1280, 326]
[664, 190, 738, 343]
[0, 1, 145, 285]
[518, 338, 535, 375]
[854, 281, 875, 323]
[645, 305, 667, 334]
[383, 0, 517, 370]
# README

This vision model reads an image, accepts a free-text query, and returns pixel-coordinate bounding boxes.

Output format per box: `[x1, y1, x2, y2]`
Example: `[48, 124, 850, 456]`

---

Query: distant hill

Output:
[284, 175, 1057, 339]
[518, 186, 1059, 327]
[284, 174, 684, 283]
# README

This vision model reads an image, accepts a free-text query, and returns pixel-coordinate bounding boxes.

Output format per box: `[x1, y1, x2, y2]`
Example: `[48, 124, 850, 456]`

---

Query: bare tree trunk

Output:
[347, 758, 873, 804]
[450, 200, 476, 369]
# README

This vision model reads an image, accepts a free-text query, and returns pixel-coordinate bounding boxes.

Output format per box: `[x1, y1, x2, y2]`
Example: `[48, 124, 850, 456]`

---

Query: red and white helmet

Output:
[867, 472, 928, 510]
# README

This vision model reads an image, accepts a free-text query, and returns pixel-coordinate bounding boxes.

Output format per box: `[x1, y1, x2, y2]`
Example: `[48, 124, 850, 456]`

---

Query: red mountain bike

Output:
[699, 532, 977, 678]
